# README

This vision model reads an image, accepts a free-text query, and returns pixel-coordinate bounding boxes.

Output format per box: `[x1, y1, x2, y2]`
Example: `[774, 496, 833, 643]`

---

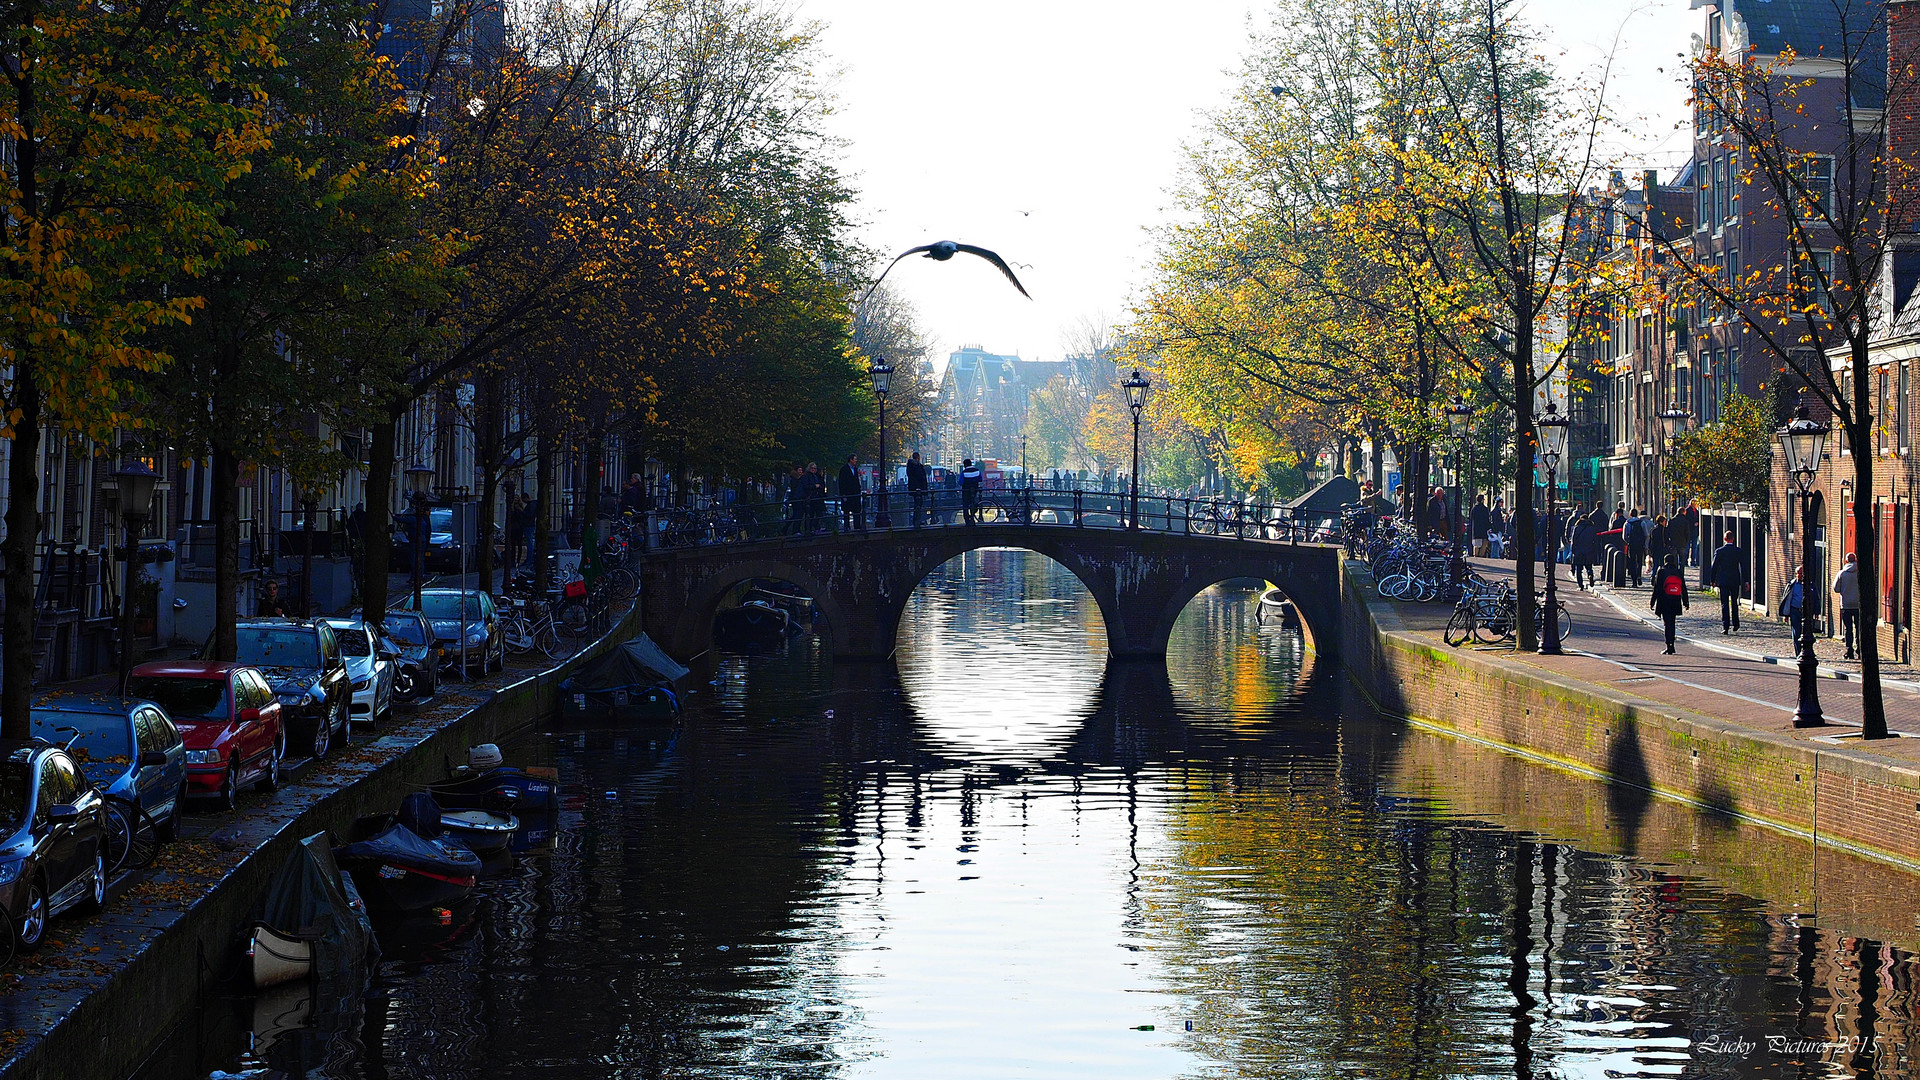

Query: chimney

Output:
[1889, 0, 1920, 237]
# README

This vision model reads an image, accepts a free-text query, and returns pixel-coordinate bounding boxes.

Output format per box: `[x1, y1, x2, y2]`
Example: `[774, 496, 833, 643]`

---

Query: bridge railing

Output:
[608, 479, 1343, 559]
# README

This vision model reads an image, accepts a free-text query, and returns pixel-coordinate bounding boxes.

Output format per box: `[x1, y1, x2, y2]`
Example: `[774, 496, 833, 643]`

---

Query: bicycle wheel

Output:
[1534, 601, 1571, 644]
[535, 624, 571, 660]
[501, 614, 535, 655]
[602, 568, 638, 602]
[1443, 607, 1474, 647]
[1475, 603, 1514, 644]
[103, 798, 160, 874]
[1377, 573, 1409, 600]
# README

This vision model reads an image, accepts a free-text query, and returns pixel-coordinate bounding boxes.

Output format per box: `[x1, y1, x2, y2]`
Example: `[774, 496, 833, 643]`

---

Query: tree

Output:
[140, 0, 451, 658]
[1653, 4, 1912, 737]
[0, 0, 283, 737]
[851, 285, 934, 467]
[1666, 392, 1774, 510]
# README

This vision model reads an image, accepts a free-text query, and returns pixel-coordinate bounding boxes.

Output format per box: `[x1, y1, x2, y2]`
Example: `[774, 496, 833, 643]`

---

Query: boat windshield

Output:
[29, 713, 133, 767]
[126, 677, 230, 721]
[235, 628, 320, 669]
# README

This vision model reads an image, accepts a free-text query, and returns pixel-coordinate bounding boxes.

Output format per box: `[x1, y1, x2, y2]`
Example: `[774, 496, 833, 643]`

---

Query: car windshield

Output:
[430, 508, 453, 533]
[29, 713, 132, 767]
[234, 627, 320, 669]
[0, 763, 26, 829]
[335, 629, 371, 657]
[125, 677, 229, 721]
[384, 617, 428, 645]
[418, 594, 481, 620]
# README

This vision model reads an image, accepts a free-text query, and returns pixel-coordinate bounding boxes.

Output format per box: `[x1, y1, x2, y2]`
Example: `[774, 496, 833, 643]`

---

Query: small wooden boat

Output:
[247, 925, 316, 988]
[438, 807, 518, 856]
[335, 795, 481, 912]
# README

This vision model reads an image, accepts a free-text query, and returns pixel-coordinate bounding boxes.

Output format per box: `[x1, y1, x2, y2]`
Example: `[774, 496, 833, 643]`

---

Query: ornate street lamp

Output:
[114, 456, 159, 698]
[1443, 395, 1473, 595]
[404, 463, 436, 614]
[1123, 369, 1152, 530]
[1777, 403, 1828, 727]
[1658, 404, 1693, 529]
[1536, 401, 1570, 655]
[870, 358, 894, 528]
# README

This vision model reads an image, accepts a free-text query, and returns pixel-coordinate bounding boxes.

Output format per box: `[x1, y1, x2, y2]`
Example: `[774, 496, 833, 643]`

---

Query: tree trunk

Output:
[533, 431, 553, 595]
[2, 360, 43, 740]
[360, 413, 398, 628]
[1849, 370, 1888, 737]
[475, 375, 499, 594]
[1512, 339, 1537, 652]
[211, 446, 240, 660]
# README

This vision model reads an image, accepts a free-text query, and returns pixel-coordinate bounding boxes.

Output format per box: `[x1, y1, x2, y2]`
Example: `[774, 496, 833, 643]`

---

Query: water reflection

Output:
[147, 550, 1920, 1080]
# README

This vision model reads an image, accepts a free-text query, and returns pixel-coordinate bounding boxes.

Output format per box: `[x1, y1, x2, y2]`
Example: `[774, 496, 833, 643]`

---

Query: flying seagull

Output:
[857, 240, 1032, 312]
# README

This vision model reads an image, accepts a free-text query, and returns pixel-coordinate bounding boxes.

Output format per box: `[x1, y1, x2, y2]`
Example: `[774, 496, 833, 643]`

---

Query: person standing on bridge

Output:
[960, 458, 983, 524]
[907, 451, 929, 527]
[839, 455, 865, 532]
[1650, 552, 1690, 654]
[805, 462, 826, 534]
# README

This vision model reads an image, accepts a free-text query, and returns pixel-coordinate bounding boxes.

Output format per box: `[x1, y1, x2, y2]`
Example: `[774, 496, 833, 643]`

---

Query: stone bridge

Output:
[634, 525, 1343, 662]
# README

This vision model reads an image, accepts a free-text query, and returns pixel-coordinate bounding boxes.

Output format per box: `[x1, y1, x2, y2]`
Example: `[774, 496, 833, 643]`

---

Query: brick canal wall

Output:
[1340, 561, 1920, 877]
[0, 612, 633, 1080]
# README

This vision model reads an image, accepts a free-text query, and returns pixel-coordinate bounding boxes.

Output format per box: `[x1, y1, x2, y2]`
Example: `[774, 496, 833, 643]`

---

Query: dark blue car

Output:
[30, 694, 188, 841]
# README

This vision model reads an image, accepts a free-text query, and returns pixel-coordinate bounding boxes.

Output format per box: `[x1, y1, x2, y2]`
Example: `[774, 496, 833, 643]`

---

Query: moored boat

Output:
[429, 744, 559, 811]
[438, 806, 518, 856]
[335, 794, 481, 912]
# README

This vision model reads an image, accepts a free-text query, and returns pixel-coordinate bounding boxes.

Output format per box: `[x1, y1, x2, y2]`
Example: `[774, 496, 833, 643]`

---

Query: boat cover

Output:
[337, 823, 481, 877]
[1283, 475, 1362, 517]
[257, 832, 375, 984]
[562, 633, 690, 691]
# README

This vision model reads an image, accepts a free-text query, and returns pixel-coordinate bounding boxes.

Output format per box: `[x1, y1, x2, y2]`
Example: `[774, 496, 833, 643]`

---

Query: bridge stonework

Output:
[635, 525, 1342, 662]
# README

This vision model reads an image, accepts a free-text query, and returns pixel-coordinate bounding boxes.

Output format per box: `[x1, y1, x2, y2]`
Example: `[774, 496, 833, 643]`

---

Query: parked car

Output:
[29, 694, 188, 840]
[400, 588, 504, 675]
[0, 742, 110, 949]
[209, 619, 352, 761]
[381, 610, 441, 702]
[126, 662, 285, 811]
[322, 618, 397, 726]
[391, 507, 463, 572]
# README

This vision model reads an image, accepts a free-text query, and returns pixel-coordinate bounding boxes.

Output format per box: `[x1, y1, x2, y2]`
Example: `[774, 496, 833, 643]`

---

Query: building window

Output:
[1795, 155, 1836, 219]
[1697, 163, 1711, 232]
[1902, 362, 1911, 451]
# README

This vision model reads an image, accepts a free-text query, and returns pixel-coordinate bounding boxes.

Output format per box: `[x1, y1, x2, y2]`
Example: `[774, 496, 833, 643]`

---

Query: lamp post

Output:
[1536, 401, 1570, 655]
[1123, 369, 1151, 530]
[404, 464, 436, 614]
[869, 359, 894, 528]
[1658, 405, 1692, 507]
[1443, 395, 1472, 595]
[114, 457, 159, 698]
[1777, 404, 1828, 727]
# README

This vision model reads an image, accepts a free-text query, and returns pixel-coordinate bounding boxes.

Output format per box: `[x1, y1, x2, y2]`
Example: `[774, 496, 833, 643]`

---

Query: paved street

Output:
[1389, 558, 1920, 764]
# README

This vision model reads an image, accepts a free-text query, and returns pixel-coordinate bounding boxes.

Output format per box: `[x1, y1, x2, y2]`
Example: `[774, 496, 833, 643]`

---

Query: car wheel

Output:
[156, 781, 185, 842]
[77, 848, 107, 915]
[259, 737, 283, 793]
[310, 711, 332, 761]
[215, 760, 239, 814]
[15, 875, 47, 952]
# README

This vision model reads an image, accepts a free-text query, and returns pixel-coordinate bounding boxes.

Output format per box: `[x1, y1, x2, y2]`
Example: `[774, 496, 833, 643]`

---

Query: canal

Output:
[146, 549, 1917, 1078]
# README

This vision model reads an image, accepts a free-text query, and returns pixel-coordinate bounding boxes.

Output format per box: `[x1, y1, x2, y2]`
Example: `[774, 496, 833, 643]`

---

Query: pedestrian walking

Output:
[838, 455, 865, 532]
[1681, 499, 1702, 566]
[257, 579, 286, 618]
[1709, 530, 1747, 632]
[1834, 552, 1861, 659]
[1471, 496, 1490, 558]
[1649, 514, 1670, 582]
[784, 465, 804, 535]
[907, 452, 929, 526]
[1781, 565, 1807, 645]
[1489, 497, 1507, 557]
[960, 458, 984, 524]
[804, 462, 826, 533]
[1650, 553, 1690, 654]
[1571, 506, 1601, 589]
[620, 473, 647, 515]
[1624, 507, 1647, 588]
[1426, 486, 1448, 539]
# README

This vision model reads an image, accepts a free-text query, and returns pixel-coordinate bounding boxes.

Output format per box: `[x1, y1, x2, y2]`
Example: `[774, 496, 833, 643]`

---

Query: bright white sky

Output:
[796, 0, 1702, 370]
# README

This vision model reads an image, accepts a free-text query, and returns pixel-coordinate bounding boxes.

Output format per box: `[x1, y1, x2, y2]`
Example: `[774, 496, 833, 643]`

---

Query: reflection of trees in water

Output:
[1166, 583, 1306, 725]
[1143, 756, 1920, 1077]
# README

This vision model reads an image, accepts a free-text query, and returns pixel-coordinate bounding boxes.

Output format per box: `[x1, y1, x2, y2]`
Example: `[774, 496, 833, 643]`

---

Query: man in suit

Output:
[1709, 530, 1748, 632]
[838, 455, 864, 532]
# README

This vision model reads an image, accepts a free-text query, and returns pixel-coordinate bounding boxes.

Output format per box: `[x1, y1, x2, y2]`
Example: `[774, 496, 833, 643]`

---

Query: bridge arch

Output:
[664, 557, 843, 661]
[637, 524, 1341, 664]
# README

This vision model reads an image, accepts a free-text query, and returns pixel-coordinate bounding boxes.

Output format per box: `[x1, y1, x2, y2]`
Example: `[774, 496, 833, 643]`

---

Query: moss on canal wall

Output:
[0, 613, 631, 1080]
[1339, 560, 1920, 885]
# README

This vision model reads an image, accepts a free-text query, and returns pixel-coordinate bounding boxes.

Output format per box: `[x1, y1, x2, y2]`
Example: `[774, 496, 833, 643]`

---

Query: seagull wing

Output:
[954, 243, 1033, 300]
[856, 244, 942, 312]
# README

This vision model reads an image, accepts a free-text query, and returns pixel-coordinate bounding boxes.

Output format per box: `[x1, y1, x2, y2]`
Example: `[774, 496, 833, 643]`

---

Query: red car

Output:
[126, 661, 285, 810]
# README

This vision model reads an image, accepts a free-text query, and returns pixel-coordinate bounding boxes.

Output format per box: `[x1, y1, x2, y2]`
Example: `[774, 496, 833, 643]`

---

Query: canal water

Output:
[149, 549, 1920, 1078]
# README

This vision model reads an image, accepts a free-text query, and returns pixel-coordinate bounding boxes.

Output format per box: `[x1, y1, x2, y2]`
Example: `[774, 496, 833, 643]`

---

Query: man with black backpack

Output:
[1650, 552, 1690, 654]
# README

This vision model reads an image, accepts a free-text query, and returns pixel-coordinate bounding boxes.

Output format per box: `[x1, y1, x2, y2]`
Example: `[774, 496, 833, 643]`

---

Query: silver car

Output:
[321, 618, 397, 727]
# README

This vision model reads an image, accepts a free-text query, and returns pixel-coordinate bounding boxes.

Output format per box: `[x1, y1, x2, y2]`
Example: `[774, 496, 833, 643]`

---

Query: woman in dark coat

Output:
[1571, 508, 1601, 589]
[1648, 515, 1670, 578]
[1650, 552, 1690, 653]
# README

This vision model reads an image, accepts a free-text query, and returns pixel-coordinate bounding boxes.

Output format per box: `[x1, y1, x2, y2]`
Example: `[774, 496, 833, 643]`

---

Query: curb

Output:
[1589, 587, 1920, 694]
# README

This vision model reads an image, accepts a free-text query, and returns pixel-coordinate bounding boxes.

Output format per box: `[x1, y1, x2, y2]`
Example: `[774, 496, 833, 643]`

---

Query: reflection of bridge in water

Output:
[635, 520, 1343, 663]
